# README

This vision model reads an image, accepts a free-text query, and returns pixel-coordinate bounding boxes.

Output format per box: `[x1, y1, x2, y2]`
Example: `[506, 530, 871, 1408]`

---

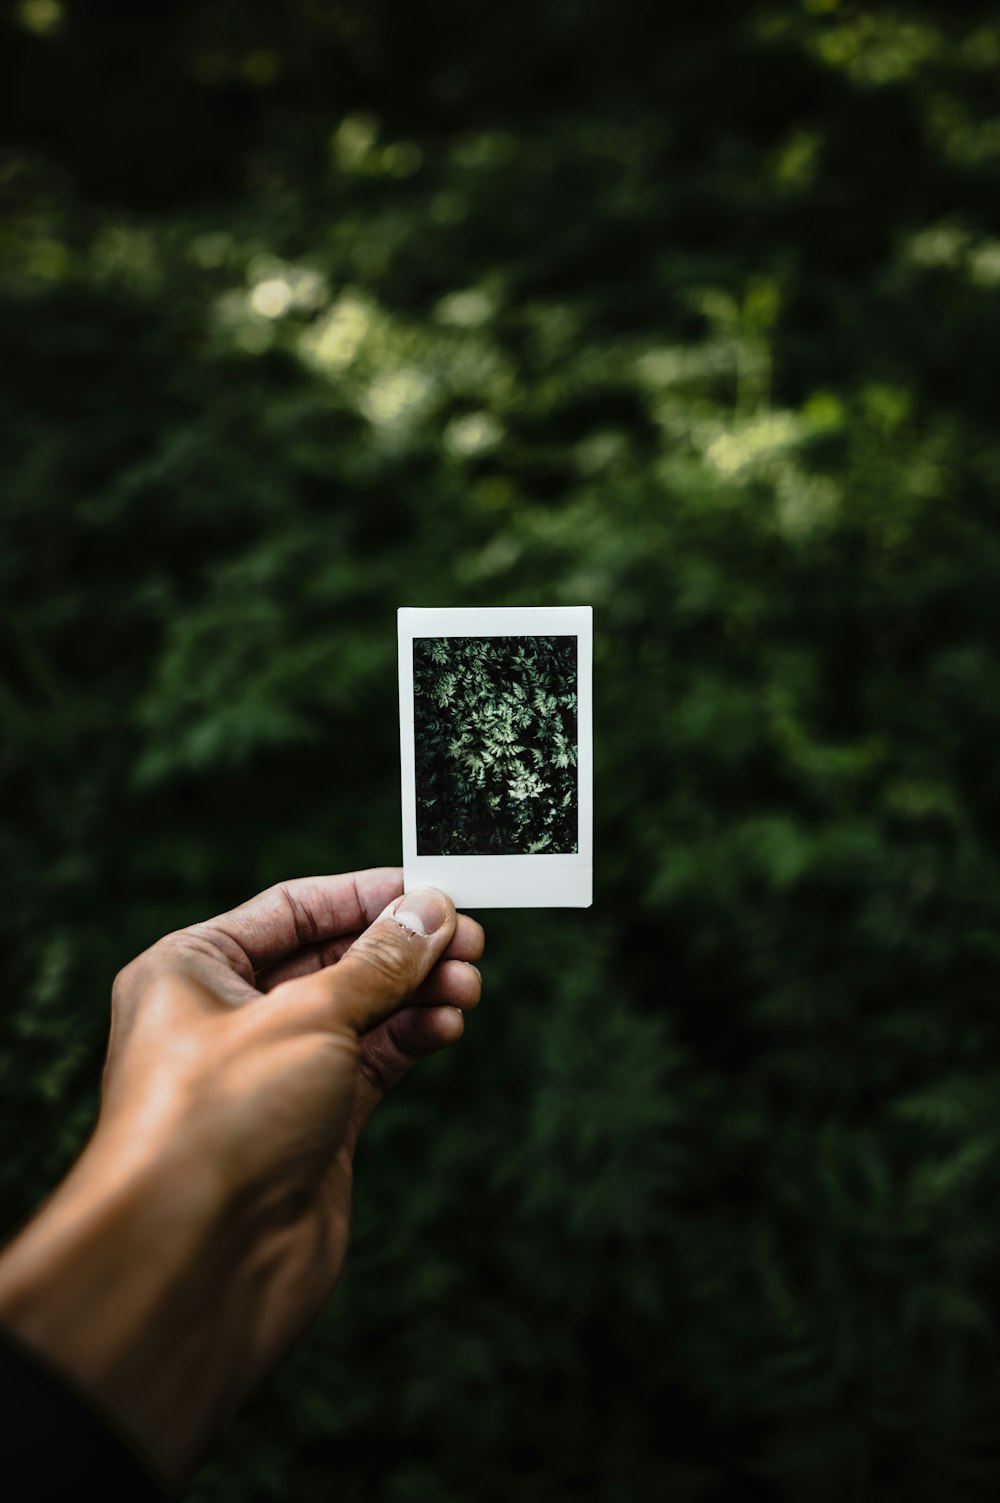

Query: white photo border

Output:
[399, 606, 593, 908]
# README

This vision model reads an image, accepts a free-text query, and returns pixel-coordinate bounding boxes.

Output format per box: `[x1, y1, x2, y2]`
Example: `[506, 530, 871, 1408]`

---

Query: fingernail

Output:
[393, 888, 449, 936]
[443, 1007, 466, 1039]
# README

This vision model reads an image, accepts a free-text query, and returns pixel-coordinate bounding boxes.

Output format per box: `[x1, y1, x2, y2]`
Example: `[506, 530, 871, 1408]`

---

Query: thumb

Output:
[279, 888, 458, 1035]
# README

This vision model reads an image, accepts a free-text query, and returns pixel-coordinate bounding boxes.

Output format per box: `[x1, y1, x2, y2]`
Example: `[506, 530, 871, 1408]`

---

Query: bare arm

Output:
[0, 869, 484, 1485]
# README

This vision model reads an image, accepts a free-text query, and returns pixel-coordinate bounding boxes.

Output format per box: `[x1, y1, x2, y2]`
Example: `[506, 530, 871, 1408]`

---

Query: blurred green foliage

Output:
[414, 635, 578, 854]
[3, 0, 1000, 1499]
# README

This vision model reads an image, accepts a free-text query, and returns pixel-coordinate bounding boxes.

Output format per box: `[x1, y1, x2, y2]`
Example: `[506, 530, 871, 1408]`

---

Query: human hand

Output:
[0, 868, 483, 1485]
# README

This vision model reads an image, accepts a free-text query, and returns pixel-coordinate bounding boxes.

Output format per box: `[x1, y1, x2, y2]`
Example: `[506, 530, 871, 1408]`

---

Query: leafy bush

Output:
[5, 3, 1000, 1501]
[414, 635, 578, 854]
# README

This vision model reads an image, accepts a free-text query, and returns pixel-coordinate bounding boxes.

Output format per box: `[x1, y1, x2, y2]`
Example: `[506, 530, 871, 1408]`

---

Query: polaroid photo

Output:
[398, 606, 593, 908]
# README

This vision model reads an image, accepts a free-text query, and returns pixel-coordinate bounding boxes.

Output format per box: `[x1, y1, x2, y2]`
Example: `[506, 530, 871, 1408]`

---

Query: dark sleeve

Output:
[0, 1321, 169, 1500]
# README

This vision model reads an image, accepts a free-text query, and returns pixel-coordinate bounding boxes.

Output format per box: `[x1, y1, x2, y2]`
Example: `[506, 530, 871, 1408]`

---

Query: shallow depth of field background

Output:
[4, 3, 1000, 1499]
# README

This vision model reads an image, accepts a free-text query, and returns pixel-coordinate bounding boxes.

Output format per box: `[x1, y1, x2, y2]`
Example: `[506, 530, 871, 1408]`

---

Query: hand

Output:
[0, 868, 483, 1484]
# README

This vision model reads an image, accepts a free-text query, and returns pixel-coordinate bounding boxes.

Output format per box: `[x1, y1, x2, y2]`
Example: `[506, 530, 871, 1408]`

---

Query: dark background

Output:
[4, 1, 1000, 1499]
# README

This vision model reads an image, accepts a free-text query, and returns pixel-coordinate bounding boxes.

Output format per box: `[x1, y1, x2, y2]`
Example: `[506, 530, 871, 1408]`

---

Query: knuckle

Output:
[111, 952, 152, 1010]
[110, 961, 134, 1005]
[169, 924, 247, 973]
[110, 931, 206, 1012]
[278, 883, 322, 947]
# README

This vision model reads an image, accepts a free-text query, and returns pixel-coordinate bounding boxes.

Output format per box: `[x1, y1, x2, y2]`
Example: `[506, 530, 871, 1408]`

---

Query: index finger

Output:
[193, 867, 405, 975]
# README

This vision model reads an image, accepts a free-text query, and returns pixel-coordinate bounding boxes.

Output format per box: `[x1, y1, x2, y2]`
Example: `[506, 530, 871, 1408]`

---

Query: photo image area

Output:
[414, 635, 579, 857]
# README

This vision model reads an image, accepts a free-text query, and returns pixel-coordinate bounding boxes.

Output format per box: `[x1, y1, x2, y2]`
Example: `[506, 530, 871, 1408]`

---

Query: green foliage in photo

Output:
[413, 635, 578, 855]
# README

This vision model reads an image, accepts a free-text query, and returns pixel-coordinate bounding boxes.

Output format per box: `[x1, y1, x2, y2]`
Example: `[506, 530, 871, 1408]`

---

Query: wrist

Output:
[0, 1131, 253, 1482]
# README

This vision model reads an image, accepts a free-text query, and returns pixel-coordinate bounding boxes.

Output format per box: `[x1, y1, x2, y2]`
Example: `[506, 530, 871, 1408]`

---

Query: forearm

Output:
[0, 1135, 254, 1484]
[0, 875, 477, 1484]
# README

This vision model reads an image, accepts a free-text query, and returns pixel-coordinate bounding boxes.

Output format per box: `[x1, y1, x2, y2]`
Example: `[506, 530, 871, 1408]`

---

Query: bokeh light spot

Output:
[436, 288, 496, 328]
[299, 292, 372, 370]
[250, 278, 294, 319]
[444, 412, 503, 457]
[361, 368, 435, 428]
[18, 0, 61, 35]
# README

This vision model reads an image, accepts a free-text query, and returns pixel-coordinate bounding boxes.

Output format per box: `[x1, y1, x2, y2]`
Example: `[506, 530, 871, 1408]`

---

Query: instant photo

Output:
[399, 607, 593, 907]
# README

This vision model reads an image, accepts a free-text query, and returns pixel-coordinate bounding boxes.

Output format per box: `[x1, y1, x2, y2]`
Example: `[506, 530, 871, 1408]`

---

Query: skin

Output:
[0, 867, 484, 1487]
